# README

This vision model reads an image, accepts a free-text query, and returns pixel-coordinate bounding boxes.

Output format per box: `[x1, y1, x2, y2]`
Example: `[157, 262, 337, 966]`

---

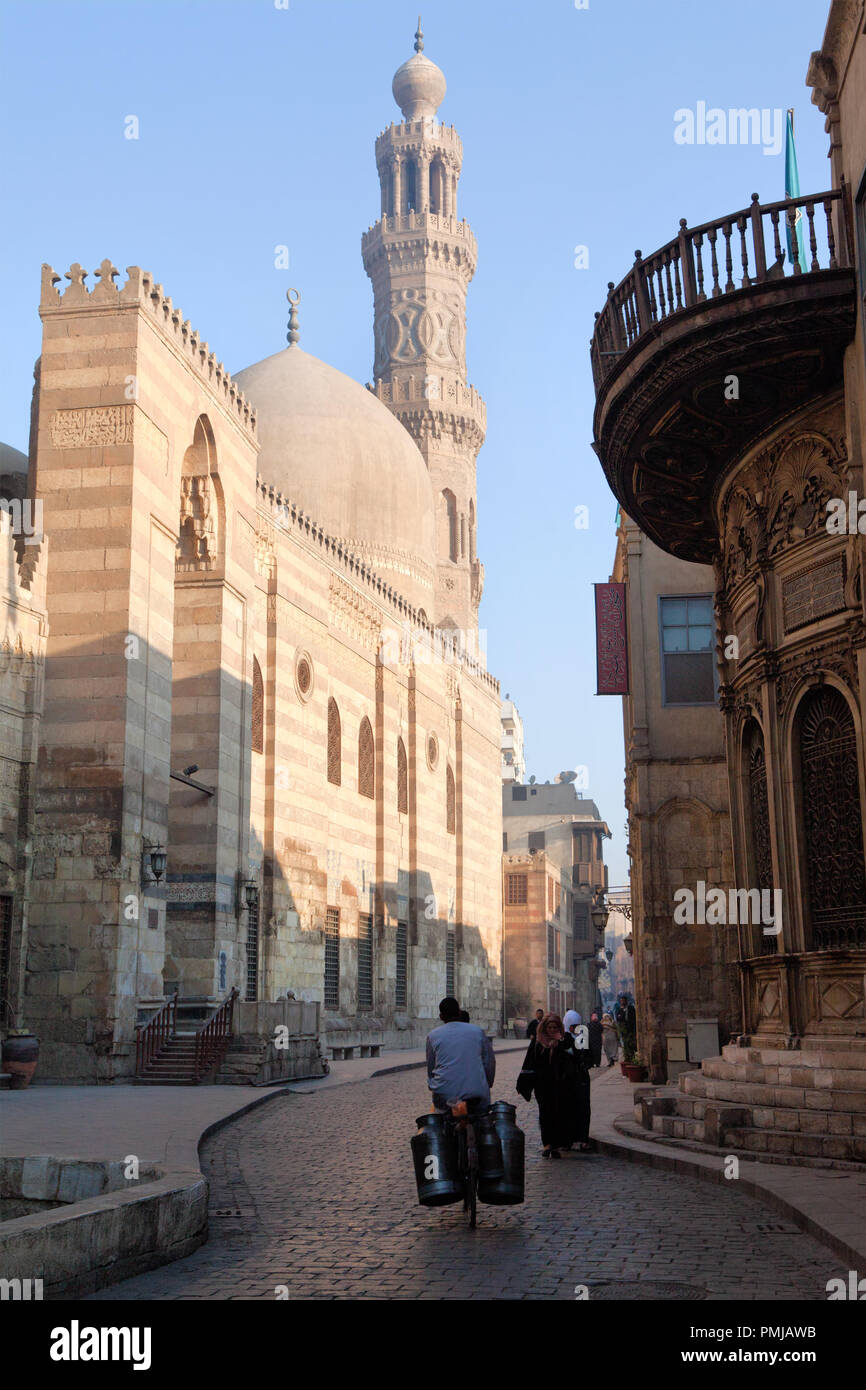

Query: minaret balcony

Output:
[362, 212, 477, 259]
[591, 191, 856, 562]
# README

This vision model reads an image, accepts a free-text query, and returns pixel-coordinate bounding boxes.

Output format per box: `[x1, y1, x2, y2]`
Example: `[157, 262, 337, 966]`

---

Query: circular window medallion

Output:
[426, 732, 439, 770]
[294, 651, 314, 703]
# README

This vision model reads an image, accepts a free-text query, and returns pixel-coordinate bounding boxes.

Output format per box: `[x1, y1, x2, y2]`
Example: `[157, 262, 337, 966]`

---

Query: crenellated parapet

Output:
[39, 260, 258, 443]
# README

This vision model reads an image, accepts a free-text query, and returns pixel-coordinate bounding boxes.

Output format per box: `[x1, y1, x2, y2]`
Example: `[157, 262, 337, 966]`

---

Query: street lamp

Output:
[590, 890, 608, 934]
[244, 879, 260, 912]
[141, 842, 167, 883]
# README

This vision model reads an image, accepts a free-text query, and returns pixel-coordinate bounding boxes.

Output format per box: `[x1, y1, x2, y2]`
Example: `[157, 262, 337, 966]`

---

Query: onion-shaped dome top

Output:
[392, 18, 446, 119]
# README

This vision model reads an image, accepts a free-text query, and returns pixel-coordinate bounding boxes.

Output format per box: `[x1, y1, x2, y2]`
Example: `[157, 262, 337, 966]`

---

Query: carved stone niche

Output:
[176, 473, 216, 571]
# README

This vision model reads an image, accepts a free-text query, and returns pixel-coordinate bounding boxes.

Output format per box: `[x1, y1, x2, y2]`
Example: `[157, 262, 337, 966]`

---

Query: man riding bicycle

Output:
[426, 996, 496, 1112]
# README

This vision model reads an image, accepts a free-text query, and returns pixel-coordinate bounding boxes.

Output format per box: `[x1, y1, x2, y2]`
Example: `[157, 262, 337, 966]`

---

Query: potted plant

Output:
[623, 1053, 649, 1083]
[1, 1017, 40, 1089]
[620, 1030, 637, 1075]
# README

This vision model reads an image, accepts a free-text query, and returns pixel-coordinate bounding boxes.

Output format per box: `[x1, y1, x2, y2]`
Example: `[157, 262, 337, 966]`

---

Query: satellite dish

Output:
[559, 770, 578, 784]
[528, 775, 536, 785]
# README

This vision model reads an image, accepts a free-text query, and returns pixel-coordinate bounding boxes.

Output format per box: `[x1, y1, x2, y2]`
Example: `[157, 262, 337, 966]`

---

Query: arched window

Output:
[442, 489, 458, 562]
[797, 686, 866, 949]
[446, 764, 456, 835]
[397, 737, 408, 814]
[327, 698, 341, 786]
[405, 160, 417, 213]
[251, 657, 264, 755]
[745, 720, 774, 954]
[469, 499, 476, 563]
[359, 717, 375, 800]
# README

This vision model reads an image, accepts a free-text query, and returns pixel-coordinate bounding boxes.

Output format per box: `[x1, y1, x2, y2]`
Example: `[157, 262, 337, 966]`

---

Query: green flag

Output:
[785, 110, 806, 271]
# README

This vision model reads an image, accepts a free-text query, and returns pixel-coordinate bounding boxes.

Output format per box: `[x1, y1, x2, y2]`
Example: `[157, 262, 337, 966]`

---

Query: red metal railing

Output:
[135, 991, 178, 1075]
[193, 987, 238, 1082]
[590, 189, 849, 391]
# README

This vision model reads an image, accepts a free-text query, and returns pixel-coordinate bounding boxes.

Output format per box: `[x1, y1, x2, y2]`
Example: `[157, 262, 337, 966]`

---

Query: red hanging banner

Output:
[594, 582, 629, 695]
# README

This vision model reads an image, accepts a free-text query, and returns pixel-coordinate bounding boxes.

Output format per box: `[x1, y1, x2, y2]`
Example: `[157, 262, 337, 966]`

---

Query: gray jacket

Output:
[426, 1021, 496, 1106]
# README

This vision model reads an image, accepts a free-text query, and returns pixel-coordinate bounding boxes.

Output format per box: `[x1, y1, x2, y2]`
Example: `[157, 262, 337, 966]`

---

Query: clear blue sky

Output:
[0, 0, 833, 882]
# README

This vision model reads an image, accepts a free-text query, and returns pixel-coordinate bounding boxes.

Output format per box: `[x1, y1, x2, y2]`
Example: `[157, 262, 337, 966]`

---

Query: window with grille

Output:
[252, 656, 264, 755]
[511, 785, 527, 801]
[547, 922, 555, 968]
[324, 907, 340, 1009]
[395, 921, 408, 1009]
[528, 830, 545, 852]
[245, 899, 260, 1002]
[506, 873, 527, 905]
[573, 901, 589, 940]
[358, 912, 374, 1009]
[358, 718, 375, 799]
[445, 927, 455, 997]
[446, 765, 456, 834]
[659, 595, 716, 705]
[327, 698, 341, 786]
[0, 896, 12, 1026]
[397, 738, 408, 814]
[798, 686, 866, 949]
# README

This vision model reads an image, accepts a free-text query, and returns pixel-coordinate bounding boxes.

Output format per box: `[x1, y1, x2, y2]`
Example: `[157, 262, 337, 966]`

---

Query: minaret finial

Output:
[286, 288, 301, 347]
[414, 15, 423, 52]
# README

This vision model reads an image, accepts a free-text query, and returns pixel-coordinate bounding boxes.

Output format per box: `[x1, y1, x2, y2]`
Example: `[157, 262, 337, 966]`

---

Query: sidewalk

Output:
[589, 1063, 866, 1271]
[0, 1041, 527, 1173]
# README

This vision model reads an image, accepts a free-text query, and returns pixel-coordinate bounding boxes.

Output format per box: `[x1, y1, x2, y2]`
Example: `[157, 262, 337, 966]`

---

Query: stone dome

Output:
[392, 53, 446, 120]
[234, 347, 436, 613]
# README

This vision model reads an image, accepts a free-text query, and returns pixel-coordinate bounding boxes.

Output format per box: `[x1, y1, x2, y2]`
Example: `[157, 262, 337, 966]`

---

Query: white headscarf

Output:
[563, 1009, 582, 1033]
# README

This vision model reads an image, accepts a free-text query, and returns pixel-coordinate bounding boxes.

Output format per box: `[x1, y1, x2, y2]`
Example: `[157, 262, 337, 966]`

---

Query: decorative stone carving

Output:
[49, 405, 133, 449]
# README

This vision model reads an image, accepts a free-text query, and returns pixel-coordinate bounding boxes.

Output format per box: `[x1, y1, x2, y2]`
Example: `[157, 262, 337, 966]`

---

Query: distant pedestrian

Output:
[526, 1008, 544, 1040]
[518, 1012, 582, 1158]
[602, 1012, 619, 1066]
[587, 1011, 603, 1068]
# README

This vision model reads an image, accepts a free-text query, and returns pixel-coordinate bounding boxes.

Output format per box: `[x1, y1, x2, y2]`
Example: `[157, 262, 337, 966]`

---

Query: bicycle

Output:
[442, 1097, 484, 1229]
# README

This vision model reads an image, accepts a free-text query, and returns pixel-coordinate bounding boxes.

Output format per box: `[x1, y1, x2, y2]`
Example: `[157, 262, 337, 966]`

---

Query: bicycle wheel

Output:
[466, 1126, 478, 1229]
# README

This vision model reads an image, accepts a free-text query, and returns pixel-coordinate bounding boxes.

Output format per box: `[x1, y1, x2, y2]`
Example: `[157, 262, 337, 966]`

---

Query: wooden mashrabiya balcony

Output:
[591, 191, 857, 562]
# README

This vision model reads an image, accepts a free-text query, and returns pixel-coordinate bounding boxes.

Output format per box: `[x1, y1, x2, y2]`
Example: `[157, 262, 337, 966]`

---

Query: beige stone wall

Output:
[251, 489, 503, 1044]
[0, 504, 46, 1028]
[614, 519, 738, 1078]
[13, 260, 503, 1081]
[26, 264, 259, 1080]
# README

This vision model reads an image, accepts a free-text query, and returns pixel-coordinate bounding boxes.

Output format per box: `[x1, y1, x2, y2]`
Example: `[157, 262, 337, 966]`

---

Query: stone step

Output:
[675, 1095, 866, 1136]
[657, 1114, 706, 1143]
[702, 1056, 866, 1091]
[680, 1071, 866, 1113]
[724, 1126, 866, 1163]
[722, 1042, 866, 1069]
[135, 1077, 200, 1086]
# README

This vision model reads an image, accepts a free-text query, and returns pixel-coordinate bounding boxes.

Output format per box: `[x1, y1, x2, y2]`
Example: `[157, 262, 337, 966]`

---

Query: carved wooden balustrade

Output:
[590, 191, 849, 391]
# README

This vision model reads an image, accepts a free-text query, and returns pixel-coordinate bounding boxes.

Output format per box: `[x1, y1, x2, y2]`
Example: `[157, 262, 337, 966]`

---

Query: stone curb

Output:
[595, 1111, 866, 1273]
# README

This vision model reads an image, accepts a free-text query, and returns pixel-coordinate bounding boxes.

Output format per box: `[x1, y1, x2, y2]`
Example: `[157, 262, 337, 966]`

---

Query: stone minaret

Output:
[362, 19, 486, 636]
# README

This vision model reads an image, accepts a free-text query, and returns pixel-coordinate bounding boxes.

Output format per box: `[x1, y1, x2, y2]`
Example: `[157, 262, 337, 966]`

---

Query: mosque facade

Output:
[0, 27, 504, 1081]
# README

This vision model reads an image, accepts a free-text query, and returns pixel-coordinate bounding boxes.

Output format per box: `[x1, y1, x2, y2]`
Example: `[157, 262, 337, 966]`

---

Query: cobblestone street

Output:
[90, 1052, 845, 1301]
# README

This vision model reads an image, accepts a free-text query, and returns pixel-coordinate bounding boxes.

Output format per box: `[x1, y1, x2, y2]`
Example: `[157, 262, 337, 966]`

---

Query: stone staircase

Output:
[135, 1033, 203, 1085]
[634, 1042, 866, 1166]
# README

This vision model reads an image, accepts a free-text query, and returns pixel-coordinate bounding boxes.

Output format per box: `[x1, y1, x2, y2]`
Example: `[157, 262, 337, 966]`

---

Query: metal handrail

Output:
[135, 991, 178, 1075]
[193, 987, 239, 1082]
